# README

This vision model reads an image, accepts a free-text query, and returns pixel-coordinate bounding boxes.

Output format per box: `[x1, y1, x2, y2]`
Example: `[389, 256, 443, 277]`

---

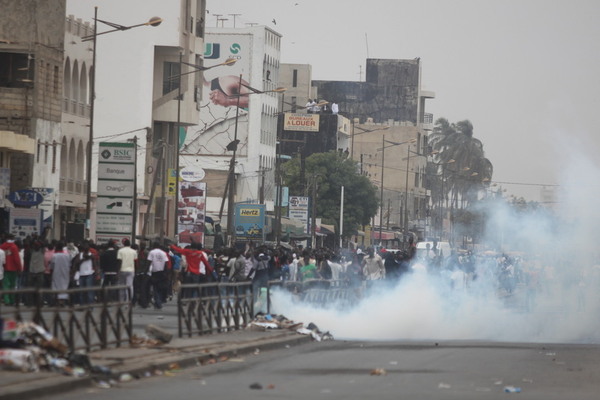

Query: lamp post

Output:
[376, 137, 416, 247]
[222, 80, 286, 246]
[81, 8, 162, 238]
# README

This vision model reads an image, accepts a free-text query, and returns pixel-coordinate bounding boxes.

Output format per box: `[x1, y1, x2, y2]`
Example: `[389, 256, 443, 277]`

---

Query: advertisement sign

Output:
[7, 189, 44, 207]
[9, 208, 42, 239]
[30, 187, 55, 228]
[96, 142, 135, 243]
[235, 204, 265, 239]
[283, 113, 320, 132]
[288, 196, 309, 233]
[184, 34, 251, 157]
[177, 181, 206, 246]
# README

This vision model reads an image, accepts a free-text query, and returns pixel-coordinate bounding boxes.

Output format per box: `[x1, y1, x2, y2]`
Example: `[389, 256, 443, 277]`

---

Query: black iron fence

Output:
[0, 285, 132, 352]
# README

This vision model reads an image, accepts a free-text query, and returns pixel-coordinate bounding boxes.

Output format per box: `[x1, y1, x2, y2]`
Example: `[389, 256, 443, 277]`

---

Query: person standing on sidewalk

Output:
[27, 240, 46, 306]
[147, 242, 169, 309]
[1, 235, 23, 305]
[117, 239, 137, 302]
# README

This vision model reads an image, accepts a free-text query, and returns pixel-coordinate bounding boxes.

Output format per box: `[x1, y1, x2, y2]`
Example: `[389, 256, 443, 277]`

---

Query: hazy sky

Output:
[67, 0, 600, 202]
[208, 0, 600, 202]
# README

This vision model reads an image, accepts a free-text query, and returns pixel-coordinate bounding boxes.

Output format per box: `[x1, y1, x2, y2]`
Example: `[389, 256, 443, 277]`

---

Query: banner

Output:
[177, 181, 206, 246]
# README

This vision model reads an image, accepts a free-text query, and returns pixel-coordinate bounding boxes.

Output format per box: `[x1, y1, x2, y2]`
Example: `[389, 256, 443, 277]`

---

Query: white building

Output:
[66, 0, 208, 241]
[182, 25, 283, 229]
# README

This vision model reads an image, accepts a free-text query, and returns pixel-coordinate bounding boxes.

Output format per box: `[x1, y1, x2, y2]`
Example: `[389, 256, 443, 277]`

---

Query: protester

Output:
[117, 239, 137, 302]
[1, 235, 23, 305]
[99, 240, 119, 301]
[147, 242, 169, 309]
[169, 243, 211, 298]
[49, 241, 71, 306]
[74, 242, 98, 305]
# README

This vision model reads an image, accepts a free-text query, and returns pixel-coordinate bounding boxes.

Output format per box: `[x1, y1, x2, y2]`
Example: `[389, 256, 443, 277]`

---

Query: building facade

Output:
[0, 0, 64, 238]
[182, 26, 283, 233]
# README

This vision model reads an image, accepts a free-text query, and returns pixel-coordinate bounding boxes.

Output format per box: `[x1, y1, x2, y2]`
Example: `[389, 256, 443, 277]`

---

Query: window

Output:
[162, 62, 180, 95]
[292, 69, 298, 87]
[0, 52, 31, 88]
[52, 141, 57, 173]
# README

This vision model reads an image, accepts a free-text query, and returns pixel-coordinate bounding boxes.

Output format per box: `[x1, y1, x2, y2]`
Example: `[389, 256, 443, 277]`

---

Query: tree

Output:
[429, 118, 493, 209]
[282, 151, 379, 238]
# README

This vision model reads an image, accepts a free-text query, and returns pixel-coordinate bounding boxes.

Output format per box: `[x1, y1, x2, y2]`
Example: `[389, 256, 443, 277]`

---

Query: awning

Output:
[0, 131, 35, 154]
[371, 231, 396, 240]
[317, 223, 335, 235]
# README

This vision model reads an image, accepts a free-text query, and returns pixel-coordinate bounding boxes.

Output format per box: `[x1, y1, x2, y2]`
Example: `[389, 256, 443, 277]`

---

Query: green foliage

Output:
[282, 151, 379, 237]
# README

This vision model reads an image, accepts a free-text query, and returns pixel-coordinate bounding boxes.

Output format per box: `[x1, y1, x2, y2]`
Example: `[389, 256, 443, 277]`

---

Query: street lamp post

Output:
[222, 80, 286, 246]
[81, 8, 162, 238]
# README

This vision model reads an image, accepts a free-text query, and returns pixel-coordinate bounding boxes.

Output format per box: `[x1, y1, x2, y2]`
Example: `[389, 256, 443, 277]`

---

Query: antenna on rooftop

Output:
[212, 14, 222, 27]
[228, 14, 241, 28]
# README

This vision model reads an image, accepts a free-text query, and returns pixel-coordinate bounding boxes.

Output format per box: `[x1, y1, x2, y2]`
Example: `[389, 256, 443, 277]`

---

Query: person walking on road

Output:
[170, 243, 211, 298]
[362, 247, 385, 291]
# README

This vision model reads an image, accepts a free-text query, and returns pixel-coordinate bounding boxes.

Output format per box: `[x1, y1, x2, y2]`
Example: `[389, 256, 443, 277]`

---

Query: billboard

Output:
[234, 204, 265, 240]
[177, 181, 206, 246]
[288, 196, 309, 233]
[184, 34, 252, 157]
[96, 142, 135, 244]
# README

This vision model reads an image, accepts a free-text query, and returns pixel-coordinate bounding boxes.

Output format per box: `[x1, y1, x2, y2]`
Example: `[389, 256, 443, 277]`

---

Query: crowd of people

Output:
[0, 232, 423, 308]
[2, 231, 564, 310]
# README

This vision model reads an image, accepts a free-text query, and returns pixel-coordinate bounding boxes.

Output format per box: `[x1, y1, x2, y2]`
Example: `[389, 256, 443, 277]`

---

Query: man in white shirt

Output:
[147, 242, 169, 310]
[117, 239, 138, 302]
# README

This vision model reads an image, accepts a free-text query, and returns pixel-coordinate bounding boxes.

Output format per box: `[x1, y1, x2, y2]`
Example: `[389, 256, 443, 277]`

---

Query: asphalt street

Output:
[44, 339, 600, 400]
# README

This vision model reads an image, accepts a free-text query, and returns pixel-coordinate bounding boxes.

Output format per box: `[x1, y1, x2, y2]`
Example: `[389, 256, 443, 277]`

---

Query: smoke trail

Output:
[272, 154, 600, 344]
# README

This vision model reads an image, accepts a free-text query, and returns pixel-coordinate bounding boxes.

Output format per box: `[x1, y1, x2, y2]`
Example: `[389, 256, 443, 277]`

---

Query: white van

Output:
[415, 241, 452, 260]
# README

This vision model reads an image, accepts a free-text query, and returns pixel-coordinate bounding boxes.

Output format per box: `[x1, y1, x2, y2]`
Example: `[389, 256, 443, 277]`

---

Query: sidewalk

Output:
[0, 328, 312, 400]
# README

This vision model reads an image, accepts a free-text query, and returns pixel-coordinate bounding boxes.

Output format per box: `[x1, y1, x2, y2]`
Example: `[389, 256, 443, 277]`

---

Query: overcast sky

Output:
[207, 0, 600, 202]
[68, 0, 600, 202]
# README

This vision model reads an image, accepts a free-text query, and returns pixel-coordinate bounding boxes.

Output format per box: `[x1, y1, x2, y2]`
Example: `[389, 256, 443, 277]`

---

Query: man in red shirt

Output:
[1, 235, 23, 305]
[169, 243, 211, 298]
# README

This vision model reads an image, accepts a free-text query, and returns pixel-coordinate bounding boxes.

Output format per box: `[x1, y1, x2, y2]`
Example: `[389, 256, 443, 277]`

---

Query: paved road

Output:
[46, 339, 600, 400]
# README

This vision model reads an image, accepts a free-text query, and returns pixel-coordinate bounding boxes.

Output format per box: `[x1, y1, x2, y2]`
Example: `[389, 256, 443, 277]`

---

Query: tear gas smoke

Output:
[271, 154, 600, 344]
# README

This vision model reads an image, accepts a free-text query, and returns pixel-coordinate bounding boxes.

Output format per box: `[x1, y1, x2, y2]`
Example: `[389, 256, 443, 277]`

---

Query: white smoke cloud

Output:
[272, 151, 600, 344]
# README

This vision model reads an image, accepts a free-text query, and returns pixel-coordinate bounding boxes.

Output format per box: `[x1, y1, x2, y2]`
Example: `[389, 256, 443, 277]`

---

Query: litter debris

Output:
[504, 386, 522, 393]
[249, 382, 263, 390]
[94, 380, 112, 389]
[296, 322, 334, 342]
[0, 348, 39, 372]
[248, 314, 304, 331]
[119, 373, 134, 382]
[145, 324, 173, 344]
[438, 382, 451, 389]
[267, 384, 276, 389]
[370, 368, 387, 376]
[130, 334, 163, 347]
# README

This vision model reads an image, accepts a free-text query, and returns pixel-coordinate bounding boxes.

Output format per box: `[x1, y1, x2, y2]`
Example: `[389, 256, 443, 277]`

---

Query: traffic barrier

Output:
[0, 286, 132, 352]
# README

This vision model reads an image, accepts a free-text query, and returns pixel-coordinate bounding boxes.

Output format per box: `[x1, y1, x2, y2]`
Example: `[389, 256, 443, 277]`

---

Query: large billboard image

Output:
[183, 35, 252, 157]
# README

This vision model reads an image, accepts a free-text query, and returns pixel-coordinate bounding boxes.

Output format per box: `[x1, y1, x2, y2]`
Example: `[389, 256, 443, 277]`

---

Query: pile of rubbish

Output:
[248, 314, 334, 342]
[0, 317, 107, 376]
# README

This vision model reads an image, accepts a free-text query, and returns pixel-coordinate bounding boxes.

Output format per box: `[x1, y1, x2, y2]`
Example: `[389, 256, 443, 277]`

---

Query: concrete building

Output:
[279, 64, 314, 113]
[181, 26, 283, 233]
[65, 0, 209, 243]
[313, 58, 436, 244]
[0, 0, 64, 238]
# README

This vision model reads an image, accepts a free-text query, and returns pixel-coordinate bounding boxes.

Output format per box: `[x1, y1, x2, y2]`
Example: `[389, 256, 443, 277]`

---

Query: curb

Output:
[0, 333, 313, 400]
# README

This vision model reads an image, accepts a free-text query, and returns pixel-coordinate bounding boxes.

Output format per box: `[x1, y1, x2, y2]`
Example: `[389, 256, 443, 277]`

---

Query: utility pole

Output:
[379, 135, 385, 246]
[142, 139, 164, 242]
[310, 175, 318, 249]
[228, 13, 241, 28]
